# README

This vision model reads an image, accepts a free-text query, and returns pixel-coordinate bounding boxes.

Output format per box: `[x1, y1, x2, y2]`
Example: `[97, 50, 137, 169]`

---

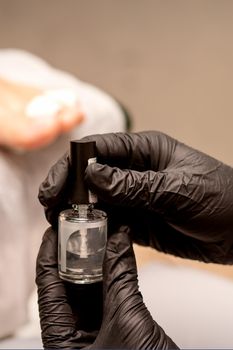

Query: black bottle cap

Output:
[69, 140, 97, 204]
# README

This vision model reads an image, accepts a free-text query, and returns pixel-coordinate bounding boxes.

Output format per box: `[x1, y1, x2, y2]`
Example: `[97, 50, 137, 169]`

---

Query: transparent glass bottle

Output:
[58, 140, 107, 284]
[59, 203, 107, 284]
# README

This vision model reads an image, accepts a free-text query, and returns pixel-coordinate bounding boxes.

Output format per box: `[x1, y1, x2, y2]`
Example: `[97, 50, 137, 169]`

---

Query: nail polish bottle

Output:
[58, 140, 107, 284]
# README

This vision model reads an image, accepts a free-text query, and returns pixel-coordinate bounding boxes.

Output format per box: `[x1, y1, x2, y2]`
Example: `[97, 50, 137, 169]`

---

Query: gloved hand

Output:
[39, 131, 233, 264]
[36, 226, 178, 349]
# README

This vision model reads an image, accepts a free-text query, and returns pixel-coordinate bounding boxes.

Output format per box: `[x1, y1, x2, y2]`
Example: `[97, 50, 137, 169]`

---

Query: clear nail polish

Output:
[58, 140, 107, 284]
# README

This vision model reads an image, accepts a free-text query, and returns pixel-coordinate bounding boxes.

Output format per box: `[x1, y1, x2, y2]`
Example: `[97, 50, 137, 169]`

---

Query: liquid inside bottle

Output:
[58, 204, 107, 284]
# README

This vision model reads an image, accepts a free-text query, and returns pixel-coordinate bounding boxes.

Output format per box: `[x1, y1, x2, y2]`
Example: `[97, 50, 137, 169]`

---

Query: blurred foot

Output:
[0, 79, 84, 150]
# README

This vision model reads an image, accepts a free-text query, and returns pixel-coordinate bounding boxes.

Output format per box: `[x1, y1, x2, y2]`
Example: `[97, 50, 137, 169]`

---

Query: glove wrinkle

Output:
[39, 152, 69, 207]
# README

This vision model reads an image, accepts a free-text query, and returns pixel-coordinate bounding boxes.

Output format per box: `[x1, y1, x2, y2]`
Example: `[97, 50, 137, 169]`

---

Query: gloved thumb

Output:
[103, 226, 139, 301]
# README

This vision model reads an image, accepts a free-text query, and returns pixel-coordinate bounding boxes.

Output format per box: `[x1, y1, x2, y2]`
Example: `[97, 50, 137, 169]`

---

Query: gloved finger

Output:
[38, 152, 70, 225]
[82, 131, 177, 170]
[85, 162, 191, 213]
[86, 163, 230, 245]
[92, 227, 177, 349]
[102, 227, 141, 314]
[36, 227, 101, 349]
[38, 152, 69, 208]
[36, 227, 76, 348]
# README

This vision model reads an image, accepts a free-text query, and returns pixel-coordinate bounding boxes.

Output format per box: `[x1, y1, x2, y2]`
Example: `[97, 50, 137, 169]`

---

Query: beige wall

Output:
[1, 0, 233, 277]
[1, 0, 233, 164]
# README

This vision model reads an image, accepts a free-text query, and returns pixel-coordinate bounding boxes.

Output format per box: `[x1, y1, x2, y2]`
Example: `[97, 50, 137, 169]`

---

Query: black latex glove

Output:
[36, 226, 177, 349]
[39, 131, 233, 264]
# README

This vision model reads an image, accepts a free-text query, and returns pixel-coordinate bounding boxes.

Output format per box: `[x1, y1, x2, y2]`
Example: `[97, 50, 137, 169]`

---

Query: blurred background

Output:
[1, 0, 233, 348]
[1, 0, 233, 163]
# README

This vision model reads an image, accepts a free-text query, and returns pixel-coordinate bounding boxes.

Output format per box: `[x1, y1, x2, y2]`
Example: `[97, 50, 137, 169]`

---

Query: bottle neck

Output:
[72, 203, 93, 218]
